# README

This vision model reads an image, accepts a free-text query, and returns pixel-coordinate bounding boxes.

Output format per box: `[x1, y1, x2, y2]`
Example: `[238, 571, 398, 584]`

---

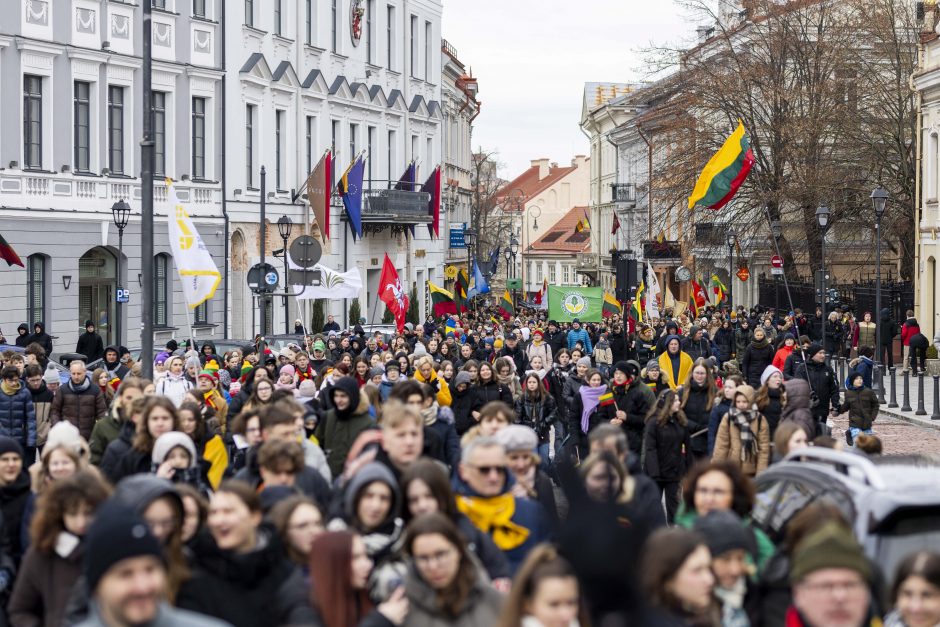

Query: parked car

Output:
[752, 448, 940, 578]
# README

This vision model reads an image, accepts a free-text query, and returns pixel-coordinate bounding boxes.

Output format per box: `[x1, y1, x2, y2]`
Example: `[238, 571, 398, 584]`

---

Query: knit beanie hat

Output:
[646, 359, 660, 372]
[0, 437, 24, 460]
[577, 356, 592, 369]
[84, 501, 164, 591]
[279, 364, 296, 377]
[790, 522, 872, 584]
[495, 424, 538, 453]
[298, 379, 318, 398]
[413, 343, 428, 358]
[613, 361, 640, 379]
[43, 422, 84, 458]
[806, 343, 825, 359]
[43, 364, 60, 385]
[185, 355, 201, 372]
[760, 365, 782, 387]
[369, 366, 384, 379]
[453, 371, 472, 388]
[693, 510, 757, 560]
[384, 361, 400, 374]
[151, 431, 198, 468]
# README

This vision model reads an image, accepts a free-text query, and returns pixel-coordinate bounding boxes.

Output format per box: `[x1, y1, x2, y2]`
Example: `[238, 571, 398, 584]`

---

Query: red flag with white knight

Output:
[378, 254, 409, 332]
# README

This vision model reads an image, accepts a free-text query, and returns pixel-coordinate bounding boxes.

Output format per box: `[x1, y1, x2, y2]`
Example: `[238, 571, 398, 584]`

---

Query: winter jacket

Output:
[87, 405, 123, 466]
[0, 383, 36, 448]
[793, 360, 840, 421]
[879, 309, 900, 346]
[681, 381, 713, 457]
[514, 394, 557, 443]
[566, 327, 593, 354]
[25, 323, 52, 355]
[712, 409, 771, 476]
[682, 336, 712, 362]
[455, 513, 510, 580]
[780, 379, 817, 439]
[592, 342, 613, 366]
[741, 340, 774, 388]
[675, 508, 775, 572]
[561, 374, 585, 422]
[0, 470, 30, 563]
[108, 447, 152, 484]
[848, 356, 875, 389]
[177, 525, 317, 627]
[450, 384, 477, 436]
[824, 319, 845, 355]
[544, 329, 567, 357]
[713, 327, 735, 362]
[496, 345, 530, 377]
[425, 408, 461, 469]
[783, 349, 806, 380]
[401, 560, 504, 627]
[50, 378, 106, 441]
[8, 536, 84, 627]
[643, 415, 692, 482]
[413, 367, 452, 407]
[707, 397, 732, 456]
[470, 380, 513, 413]
[609, 331, 631, 363]
[314, 378, 376, 478]
[771, 345, 793, 371]
[26, 383, 53, 449]
[569, 385, 609, 438]
[547, 362, 573, 422]
[734, 327, 752, 358]
[658, 348, 693, 391]
[155, 373, 193, 408]
[99, 420, 135, 482]
[901, 317, 921, 347]
[758, 387, 784, 435]
[841, 385, 879, 431]
[234, 445, 332, 507]
[76, 603, 227, 627]
[14, 324, 30, 348]
[525, 341, 552, 369]
[602, 379, 655, 455]
[74, 331, 104, 363]
[854, 321, 877, 349]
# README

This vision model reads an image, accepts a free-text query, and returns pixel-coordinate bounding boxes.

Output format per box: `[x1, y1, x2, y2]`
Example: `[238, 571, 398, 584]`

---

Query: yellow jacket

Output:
[414, 368, 452, 407]
[659, 350, 694, 391]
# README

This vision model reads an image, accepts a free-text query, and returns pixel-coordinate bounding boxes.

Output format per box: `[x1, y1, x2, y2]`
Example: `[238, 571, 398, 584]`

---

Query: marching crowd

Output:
[0, 303, 933, 627]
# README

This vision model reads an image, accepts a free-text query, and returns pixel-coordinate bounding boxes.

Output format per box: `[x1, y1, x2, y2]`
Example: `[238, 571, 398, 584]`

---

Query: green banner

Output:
[547, 286, 605, 322]
[506, 278, 522, 290]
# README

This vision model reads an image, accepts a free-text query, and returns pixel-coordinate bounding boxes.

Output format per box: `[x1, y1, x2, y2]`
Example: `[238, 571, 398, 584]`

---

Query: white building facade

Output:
[224, 0, 445, 337]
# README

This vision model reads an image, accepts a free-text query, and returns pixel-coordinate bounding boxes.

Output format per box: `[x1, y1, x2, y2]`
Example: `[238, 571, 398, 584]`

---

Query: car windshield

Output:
[876, 509, 940, 579]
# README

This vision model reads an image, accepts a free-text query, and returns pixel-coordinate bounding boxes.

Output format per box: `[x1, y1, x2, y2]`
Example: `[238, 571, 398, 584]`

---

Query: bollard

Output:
[917, 373, 927, 416]
[932, 376, 940, 421]
[888, 367, 898, 408]
[901, 368, 912, 412]
[837, 358, 845, 392]
[877, 365, 887, 404]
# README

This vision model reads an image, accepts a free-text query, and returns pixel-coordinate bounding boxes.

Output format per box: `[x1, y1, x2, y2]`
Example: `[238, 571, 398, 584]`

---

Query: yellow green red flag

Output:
[688, 120, 754, 211]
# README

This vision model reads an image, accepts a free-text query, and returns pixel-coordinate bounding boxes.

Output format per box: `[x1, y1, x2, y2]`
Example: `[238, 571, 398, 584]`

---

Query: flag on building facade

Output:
[602, 292, 622, 319]
[307, 150, 333, 241]
[454, 268, 469, 313]
[394, 161, 417, 191]
[575, 210, 591, 233]
[422, 166, 442, 238]
[498, 289, 515, 320]
[166, 179, 221, 308]
[378, 254, 408, 332]
[687, 120, 754, 211]
[611, 213, 620, 235]
[646, 262, 661, 319]
[711, 274, 727, 305]
[427, 281, 457, 317]
[0, 231, 23, 267]
[336, 154, 365, 240]
[691, 279, 708, 310]
[467, 259, 490, 300]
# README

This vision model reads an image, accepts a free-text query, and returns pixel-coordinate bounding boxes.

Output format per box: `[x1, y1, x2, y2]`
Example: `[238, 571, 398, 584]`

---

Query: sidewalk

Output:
[829, 359, 940, 432]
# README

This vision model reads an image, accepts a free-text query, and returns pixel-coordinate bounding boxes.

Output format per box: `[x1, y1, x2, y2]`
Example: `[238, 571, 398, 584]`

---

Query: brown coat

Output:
[712, 410, 771, 476]
[8, 543, 83, 627]
[50, 381, 107, 441]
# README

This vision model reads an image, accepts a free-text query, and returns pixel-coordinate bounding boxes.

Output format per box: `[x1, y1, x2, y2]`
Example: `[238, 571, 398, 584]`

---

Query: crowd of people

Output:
[0, 303, 933, 626]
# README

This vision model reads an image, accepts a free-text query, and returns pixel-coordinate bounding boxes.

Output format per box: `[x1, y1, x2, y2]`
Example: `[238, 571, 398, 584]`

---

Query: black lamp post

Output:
[464, 226, 476, 307]
[726, 228, 736, 314]
[111, 199, 131, 346]
[277, 215, 293, 334]
[509, 235, 520, 309]
[815, 205, 830, 317]
[770, 220, 782, 313]
[871, 186, 889, 394]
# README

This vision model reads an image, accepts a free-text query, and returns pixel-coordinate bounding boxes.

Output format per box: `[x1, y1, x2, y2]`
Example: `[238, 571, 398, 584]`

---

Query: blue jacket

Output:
[707, 397, 732, 456]
[847, 356, 874, 389]
[566, 328, 593, 354]
[0, 385, 36, 447]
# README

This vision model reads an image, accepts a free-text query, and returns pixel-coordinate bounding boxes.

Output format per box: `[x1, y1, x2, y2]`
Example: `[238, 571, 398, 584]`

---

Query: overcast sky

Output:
[441, 1, 696, 177]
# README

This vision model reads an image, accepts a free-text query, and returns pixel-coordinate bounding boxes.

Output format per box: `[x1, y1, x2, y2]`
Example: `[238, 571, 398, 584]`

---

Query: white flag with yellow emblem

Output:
[166, 179, 221, 308]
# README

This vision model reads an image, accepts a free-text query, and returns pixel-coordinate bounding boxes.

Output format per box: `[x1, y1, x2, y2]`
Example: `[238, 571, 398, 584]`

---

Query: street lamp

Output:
[726, 228, 736, 314]
[523, 207, 541, 297]
[770, 220, 782, 314]
[815, 205, 830, 317]
[111, 199, 131, 346]
[277, 215, 293, 334]
[871, 186, 889, 399]
[509, 236, 520, 308]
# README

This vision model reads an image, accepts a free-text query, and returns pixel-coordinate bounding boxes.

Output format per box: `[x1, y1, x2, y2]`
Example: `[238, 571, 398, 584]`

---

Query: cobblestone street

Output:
[829, 412, 940, 457]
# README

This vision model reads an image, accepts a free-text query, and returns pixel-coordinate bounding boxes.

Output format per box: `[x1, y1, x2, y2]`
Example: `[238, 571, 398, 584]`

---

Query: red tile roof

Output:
[528, 206, 593, 254]
[494, 163, 577, 209]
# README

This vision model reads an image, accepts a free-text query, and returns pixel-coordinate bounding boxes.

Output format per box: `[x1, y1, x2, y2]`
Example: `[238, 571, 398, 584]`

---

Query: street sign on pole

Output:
[247, 263, 279, 294]
[289, 235, 322, 268]
[770, 255, 784, 276]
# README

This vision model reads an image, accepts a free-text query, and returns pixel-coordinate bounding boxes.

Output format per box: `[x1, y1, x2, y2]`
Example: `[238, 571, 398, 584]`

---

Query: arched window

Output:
[27, 254, 48, 326]
[154, 254, 169, 327]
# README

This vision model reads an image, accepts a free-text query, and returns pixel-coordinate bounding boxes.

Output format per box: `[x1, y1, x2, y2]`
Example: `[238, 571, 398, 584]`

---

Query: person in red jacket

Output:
[771, 334, 796, 371]
[900, 310, 920, 373]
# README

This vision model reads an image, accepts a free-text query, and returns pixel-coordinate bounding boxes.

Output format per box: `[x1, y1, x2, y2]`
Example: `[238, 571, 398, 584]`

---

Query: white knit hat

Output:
[151, 431, 198, 467]
[760, 364, 783, 387]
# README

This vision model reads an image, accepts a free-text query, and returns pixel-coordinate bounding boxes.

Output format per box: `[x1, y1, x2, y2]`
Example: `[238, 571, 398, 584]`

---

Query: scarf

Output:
[204, 390, 222, 412]
[296, 365, 315, 382]
[578, 385, 608, 433]
[731, 407, 758, 461]
[420, 405, 437, 426]
[714, 578, 750, 627]
[0, 379, 20, 396]
[456, 493, 530, 550]
[68, 376, 91, 394]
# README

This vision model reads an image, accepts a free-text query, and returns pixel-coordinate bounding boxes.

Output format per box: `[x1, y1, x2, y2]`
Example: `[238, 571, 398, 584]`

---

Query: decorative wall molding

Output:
[25, 0, 49, 26]
[194, 29, 212, 53]
[75, 7, 96, 34]
[154, 23, 173, 48]
[111, 14, 130, 40]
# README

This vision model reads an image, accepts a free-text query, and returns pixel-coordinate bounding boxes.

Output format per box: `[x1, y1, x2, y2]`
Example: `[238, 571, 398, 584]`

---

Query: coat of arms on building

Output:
[350, 0, 364, 46]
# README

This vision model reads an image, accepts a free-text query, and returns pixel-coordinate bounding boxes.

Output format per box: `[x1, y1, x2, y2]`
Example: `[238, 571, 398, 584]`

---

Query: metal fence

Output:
[757, 276, 914, 322]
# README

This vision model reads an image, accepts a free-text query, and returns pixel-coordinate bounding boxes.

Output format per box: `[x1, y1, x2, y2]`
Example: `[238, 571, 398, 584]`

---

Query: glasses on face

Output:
[470, 465, 507, 476]
[413, 547, 457, 568]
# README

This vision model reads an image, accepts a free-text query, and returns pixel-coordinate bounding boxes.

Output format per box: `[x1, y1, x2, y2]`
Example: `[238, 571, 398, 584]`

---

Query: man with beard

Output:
[75, 320, 104, 363]
[101, 345, 130, 381]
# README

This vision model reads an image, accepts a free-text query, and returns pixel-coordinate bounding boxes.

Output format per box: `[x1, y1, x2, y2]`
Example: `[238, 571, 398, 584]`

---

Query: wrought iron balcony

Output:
[611, 183, 635, 204]
[576, 253, 600, 275]
[337, 182, 432, 235]
[694, 222, 726, 247]
[642, 239, 682, 261]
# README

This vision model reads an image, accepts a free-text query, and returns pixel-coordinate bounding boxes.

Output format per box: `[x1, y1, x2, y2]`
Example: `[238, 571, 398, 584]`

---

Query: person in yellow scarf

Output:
[658, 335, 693, 391]
[454, 436, 551, 573]
[196, 370, 228, 433]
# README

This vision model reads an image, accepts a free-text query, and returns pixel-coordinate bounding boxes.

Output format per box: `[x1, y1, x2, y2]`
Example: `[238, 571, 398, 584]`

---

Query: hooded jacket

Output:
[450, 373, 476, 436]
[314, 376, 375, 478]
[600, 377, 655, 455]
[780, 379, 817, 438]
[413, 367, 452, 407]
[901, 317, 921, 347]
[566, 326, 593, 354]
[100, 346, 129, 381]
[657, 337, 693, 390]
[879, 308, 899, 345]
[712, 386, 771, 476]
[15, 324, 30, 348]
[793, 359, 840, 420]
[9, 531, 85, 627]
[233, 444, 332, 507]
[841, 382, 879, 431]
[75, 325, 104, 363]
[25, 322, 52, 355]
[177, 524, 316, 627]
[0, 380, 37, 448]
[741, 338, 774, 388]
[337, 462, 403, 564]
[402, 558, 504, 627]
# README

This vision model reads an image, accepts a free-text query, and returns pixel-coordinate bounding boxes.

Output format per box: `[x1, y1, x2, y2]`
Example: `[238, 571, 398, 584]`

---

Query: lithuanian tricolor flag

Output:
[602, 292, 622, 319]
[454, 269, 469, 313]
[630, 282, 645, 323]
[498, 290, 514, 321]
[428, 281, 457, 316]
[688, 120, 754, 211]
[711, 274, 727, 305]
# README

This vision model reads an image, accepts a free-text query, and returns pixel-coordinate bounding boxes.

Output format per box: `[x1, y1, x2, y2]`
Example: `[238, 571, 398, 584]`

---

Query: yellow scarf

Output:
[456, 493, 530, 550]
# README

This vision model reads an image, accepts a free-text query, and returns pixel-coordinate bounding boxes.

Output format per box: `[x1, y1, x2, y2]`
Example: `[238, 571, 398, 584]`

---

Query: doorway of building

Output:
[79, 247, 116, 346]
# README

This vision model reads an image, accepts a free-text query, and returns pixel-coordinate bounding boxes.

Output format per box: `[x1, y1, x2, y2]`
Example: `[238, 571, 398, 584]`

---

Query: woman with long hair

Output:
[884, 551, 940, 627]
[772, 421, 809, 461]
[641, 528, 718, 625]
[570, 368, 611, 456]
[756, 366, 786, 436]
[92, 367, 116, 406]
[225, 409, 263, 474]
[741, 327, 774, 389]
[402, 513, 504, 625]
[497, 543, 587, 627]
[680, 359, 718, 460]
[712, 385, 771, 476]
[268, 495, 326, 571]
[308, 530, 410, 627]
[494, 357, 523, 403]
[353, 356, 371, 387]
[242, 378, 274, 413]
[108, 396, 179, 484]
[471, 361, 513, 420]
[707, 374, 742, 456]
[514, 373, 557, 466]
[177, 401, 228, 489]
[643, 389, 692, 524]
[8, 471, 110, 627]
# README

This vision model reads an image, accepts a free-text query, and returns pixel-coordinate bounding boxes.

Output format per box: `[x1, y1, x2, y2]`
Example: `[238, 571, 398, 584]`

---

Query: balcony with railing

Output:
[336, 180, 432, 236]
[611, 183, 636, 205]
[642, 239, 683, 263]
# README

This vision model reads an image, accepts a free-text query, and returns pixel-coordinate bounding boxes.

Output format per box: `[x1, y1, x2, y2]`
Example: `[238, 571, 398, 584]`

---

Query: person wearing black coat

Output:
[470, 368, 513, 415]
[741, 328, 774, 388]
[100, 419, 136, 484]
[634, 326, 658, 365]
[681, 328, 712, 363]
[544, 322, 567, 358]
[879, 307, 899, 368]
[733, 320, 751, 361]
[793, 343, 840, 427]
[608, 325, 632, 363]
[14, 324, 30, 348]
[497, 335, 530, 375]
[25, 322, 52, 355]
[0, 437, 31, 565]
[599, 362, 655, 457]
[514, 376, 558, 465]
[74, 321, 104, 363]
[823, 313, 845, 357]
[808, 309, 824, 342]
[450, 371, 477, 436]
[679, 370, 714, 459]
[713, 322, 735, 363]
[642, 390, 692, 524]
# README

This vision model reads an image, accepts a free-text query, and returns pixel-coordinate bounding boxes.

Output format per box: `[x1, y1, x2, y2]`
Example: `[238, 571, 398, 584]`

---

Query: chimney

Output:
[572, 155, 588, 169]
[531, 158, 550, 180]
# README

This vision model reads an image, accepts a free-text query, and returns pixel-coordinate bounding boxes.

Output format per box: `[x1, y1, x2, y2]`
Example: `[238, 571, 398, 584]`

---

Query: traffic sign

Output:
[247, 263, 279, 294]
[736, 267, 750, 282]
[116, 288, 129, 303]
[770, 255, 784, 276]
[289, 235, 322, 268]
